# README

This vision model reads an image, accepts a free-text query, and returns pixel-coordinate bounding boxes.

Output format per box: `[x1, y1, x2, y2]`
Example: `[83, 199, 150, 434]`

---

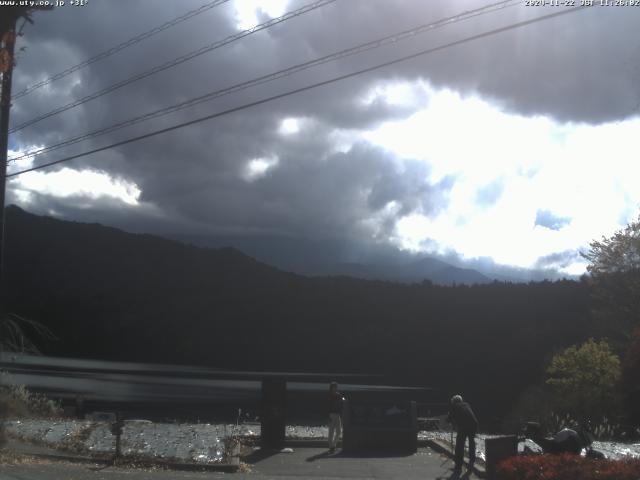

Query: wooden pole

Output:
[0, 20, 17, 318]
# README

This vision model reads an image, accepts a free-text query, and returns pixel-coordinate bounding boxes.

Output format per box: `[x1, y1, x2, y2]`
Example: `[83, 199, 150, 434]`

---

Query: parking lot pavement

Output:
[1, 447, 480, 480]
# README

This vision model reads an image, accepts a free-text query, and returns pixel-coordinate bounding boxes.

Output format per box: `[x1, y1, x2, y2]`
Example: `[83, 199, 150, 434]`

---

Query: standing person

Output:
[447, 394, 478, 472]
[328, 382, 345, 453]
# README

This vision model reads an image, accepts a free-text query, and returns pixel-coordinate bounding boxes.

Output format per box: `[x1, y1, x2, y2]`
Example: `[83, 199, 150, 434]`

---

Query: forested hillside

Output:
[4, 206, 593, 422]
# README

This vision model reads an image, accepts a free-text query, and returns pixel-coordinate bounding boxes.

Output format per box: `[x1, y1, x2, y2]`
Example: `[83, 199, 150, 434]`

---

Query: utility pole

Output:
[0, 6, 52, 316]
[0, 17, 18, 318]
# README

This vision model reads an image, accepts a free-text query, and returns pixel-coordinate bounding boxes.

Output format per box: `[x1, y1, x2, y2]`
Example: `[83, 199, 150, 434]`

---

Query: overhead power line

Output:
[11, 0, 232, 100]
[6, 5, 591, 179]
[9, 0, 337, 134]
[9, 0, 519, 163]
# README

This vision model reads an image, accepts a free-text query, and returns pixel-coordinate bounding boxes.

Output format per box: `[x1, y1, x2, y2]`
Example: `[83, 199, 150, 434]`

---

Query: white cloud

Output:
[361, 81, 426, 108]
[10, 168, 142, 206]
[279, 117, 301, 135]
[242, 156, 279, 182]
[233, 0, 289, 30]
[7, 149, 142, 207]
[362, 82, 640, 274]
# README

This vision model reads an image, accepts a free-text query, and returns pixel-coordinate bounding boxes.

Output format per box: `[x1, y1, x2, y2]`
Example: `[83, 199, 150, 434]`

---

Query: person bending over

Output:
[447, 394, 478, 472]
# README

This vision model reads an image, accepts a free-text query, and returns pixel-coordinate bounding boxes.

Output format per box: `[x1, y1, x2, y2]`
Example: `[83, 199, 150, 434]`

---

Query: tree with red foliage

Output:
[583, 215, 640, 342]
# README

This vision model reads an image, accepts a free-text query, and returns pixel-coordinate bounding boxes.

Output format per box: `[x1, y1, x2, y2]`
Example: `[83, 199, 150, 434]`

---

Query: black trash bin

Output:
[485, 435, 518, 480]
[342, 400, 417, 454]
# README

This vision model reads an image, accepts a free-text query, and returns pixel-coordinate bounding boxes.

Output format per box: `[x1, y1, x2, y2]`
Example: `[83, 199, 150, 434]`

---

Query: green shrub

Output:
[546, 339, 622, 423]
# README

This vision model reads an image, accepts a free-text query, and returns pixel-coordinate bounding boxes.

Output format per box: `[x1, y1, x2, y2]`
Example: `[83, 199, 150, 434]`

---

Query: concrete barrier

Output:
[342, 400, 417, 453]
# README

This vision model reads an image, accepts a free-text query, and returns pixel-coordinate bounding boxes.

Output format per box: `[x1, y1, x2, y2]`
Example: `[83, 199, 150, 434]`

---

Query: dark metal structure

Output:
[485, 435, 518, 480]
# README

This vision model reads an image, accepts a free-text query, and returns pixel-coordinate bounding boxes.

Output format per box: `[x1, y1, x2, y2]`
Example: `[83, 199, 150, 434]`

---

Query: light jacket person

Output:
[328, 382, 345, 452]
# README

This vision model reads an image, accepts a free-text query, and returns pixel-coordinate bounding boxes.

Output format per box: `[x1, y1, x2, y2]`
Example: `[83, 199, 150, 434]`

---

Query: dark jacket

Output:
[329, 391, 344, 414]
[447, 401, 478, 433]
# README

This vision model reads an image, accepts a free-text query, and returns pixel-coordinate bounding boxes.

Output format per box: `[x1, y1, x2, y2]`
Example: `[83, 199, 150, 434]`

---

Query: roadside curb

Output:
[3, 444, 240, 472]
[284, 438, 329, 448]
[424, 438, 486, 478]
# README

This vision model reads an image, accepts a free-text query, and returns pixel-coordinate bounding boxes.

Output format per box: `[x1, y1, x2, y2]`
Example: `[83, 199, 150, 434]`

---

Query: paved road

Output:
[1, 447, 479, 479]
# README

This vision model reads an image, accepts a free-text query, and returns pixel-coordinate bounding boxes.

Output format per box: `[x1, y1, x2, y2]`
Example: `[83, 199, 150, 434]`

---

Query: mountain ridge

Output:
[168, 233, 493, 285]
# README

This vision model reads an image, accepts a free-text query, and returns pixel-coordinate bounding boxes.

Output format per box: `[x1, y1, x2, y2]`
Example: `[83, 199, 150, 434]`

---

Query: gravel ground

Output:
[5, 419, 248, 464]
[3, 420, 330, 464]
[6, 420, 640, 464]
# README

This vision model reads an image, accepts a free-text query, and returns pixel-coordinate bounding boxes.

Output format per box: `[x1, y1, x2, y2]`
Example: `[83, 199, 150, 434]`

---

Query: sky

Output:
[4, 0, 640, 277]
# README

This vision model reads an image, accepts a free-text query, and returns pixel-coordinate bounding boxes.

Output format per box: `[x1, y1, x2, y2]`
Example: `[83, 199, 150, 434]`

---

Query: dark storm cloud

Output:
[534, 250, 582, 270]
[10, 0, 638, 166]
[535, 209, 571, 231]
[7, 138, 454, 244]
[367, 160, 453, 216]
[147, 138, 454, 241]
[6, 0, 638, 275]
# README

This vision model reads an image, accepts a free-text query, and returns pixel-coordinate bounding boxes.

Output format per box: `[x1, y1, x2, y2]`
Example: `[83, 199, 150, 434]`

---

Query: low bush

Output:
[0, 377, 61, 420]
[497, 453, 640, 480]
[1, 380, 61, 447]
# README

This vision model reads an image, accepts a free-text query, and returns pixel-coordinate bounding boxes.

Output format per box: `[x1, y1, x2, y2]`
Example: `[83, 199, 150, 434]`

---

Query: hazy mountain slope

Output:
[171, 233, 492, 285]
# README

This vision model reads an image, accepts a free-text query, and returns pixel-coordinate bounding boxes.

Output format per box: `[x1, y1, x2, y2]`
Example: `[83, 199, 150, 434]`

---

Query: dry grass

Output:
[0, 374, 62, 420]
[0, 451, 69, 466]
